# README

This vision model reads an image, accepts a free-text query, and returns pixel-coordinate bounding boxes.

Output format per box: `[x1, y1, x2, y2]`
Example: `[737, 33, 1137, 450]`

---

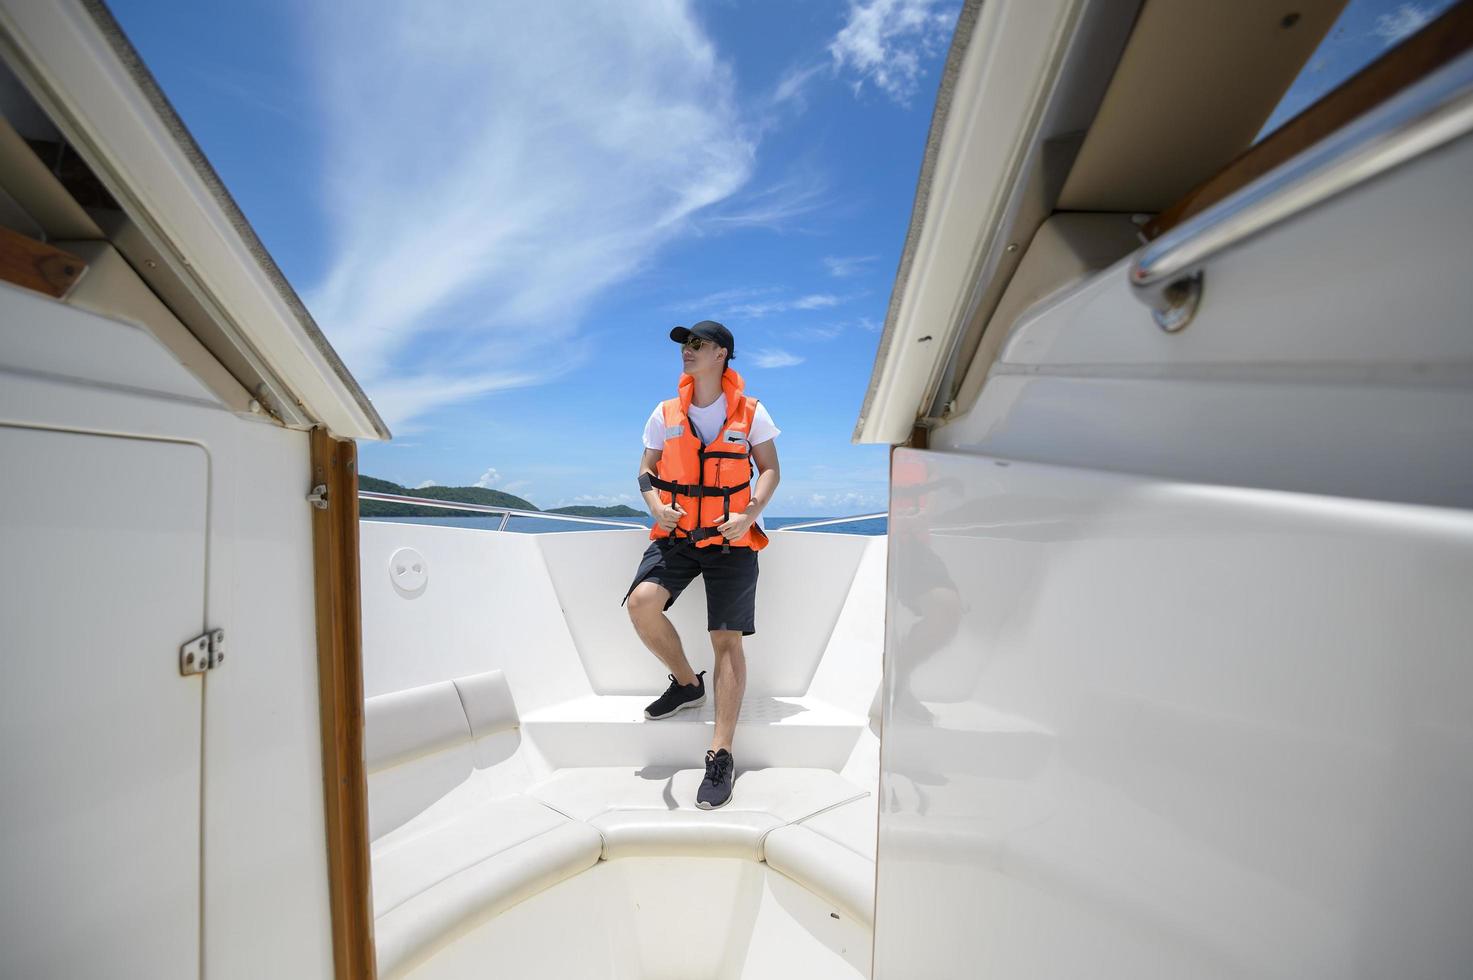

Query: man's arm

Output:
[716, 440, 779, 541]
[638, 447, 664, 514]
[743, 440, 780, 519]
[699, 440, 779, 541]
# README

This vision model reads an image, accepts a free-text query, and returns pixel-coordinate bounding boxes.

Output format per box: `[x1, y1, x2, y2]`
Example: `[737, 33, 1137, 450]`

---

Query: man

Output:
[621, 320, 781, 810]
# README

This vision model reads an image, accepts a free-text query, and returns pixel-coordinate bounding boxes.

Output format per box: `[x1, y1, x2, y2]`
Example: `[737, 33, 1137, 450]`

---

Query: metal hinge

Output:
[307, 484, 329, 509]
[180, 628, 226, 675]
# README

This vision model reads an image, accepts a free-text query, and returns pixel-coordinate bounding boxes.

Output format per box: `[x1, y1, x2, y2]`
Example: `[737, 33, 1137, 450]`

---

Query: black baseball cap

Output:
[670, 319, 735, 360]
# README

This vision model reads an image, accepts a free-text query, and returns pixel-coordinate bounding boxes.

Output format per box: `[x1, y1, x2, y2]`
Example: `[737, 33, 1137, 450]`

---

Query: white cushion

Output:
[365, 680, 471, 772]
[800, 795, 877, 859]
[453, 669, 519, 738]
[365, 672, 531, 839]
[528, 766, 869, 860]
[372, 792, 567, 914]
[374, 820, 602, 979]
[365, 681, 481, 840]
[764, 796, 877, 926]
[592, 810, 781, 860]
[764, 823, 876, 927]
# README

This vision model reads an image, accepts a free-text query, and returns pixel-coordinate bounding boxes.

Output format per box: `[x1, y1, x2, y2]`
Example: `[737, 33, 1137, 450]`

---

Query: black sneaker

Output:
[697, 748, 734, 809]
[644, 670, 706, 720]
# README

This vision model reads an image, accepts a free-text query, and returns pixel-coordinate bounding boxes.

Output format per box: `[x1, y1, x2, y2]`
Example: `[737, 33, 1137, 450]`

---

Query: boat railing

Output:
[770, 513, 887, 532]
[358, 490, 649, 530]
[1129, 50, 1473, 333]
[360, 490, 886, 534]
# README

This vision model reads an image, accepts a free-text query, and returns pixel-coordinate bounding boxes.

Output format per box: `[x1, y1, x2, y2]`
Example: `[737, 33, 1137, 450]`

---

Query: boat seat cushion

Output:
[372, 793, 601, 978]
[527, 766, 869, 860]
[364, 670, 521, 840]
[364, 675, 877, 975]
[763, 796, 878, 926]
[453, 669, 520, 739]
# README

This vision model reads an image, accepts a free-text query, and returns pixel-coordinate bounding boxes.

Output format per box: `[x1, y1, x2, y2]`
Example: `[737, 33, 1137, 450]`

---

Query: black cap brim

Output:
[670, 321, 734, 359]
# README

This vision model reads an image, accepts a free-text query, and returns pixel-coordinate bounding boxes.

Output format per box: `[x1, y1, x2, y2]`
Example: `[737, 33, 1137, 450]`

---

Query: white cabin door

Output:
[1, 425, 207, 979]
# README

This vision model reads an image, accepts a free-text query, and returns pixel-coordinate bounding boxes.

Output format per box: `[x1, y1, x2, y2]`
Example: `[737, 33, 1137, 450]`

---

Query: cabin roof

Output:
[0, 0, 389, 440]
[853, 0, 1347, 446]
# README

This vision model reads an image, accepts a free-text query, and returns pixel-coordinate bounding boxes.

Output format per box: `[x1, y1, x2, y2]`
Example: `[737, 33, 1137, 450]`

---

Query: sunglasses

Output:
[682, 337, 709, 351]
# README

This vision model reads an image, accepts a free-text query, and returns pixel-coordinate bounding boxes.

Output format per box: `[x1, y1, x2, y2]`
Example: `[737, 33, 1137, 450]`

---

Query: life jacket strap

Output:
[668, 522, 747, 554]
[666, 525, 722, 555]
[649, 476, 750, 498]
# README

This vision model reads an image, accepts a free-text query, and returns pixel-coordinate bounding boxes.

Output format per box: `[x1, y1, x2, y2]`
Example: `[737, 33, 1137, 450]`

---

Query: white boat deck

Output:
[522, 694, 869, 769]
[358, 519, 886, 978]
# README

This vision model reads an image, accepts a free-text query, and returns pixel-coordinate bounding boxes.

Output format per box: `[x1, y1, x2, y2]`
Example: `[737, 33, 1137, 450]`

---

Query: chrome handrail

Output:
[1130, 50, 1473, 333]
[358, 490, 649, 530]
[360, 490, 888, 534]
[771, 512, 887, 532]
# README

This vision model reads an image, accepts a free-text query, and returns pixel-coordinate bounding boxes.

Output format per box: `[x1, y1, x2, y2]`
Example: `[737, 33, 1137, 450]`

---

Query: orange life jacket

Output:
[650, 367, 769, 552]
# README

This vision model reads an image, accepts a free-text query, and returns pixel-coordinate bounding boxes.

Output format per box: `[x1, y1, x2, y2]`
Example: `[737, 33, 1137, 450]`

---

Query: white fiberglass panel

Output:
[359, 521, 593, 706]
[935, 132, 1473, 512]
[875, 448, 1473, 979]
[538, 529, 870, 697]
[1, 290, 336, 976]
[939, 374, 1473, 510]
[1001, 136, 1473, 371]
[806, 536, 887, 717]
[0, 425, 206, 979]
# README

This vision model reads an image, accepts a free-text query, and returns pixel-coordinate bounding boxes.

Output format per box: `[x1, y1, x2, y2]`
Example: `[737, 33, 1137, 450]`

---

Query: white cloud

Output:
[830, 0, 957, 104]
[472, 468, 532, 497]
[701, 171, 830, 230]
[415, 479, 439, 489]
[365, 369, 547, 437]
[732, 294, 841, 318]
[823, 255, 876, 277]
[553, 493, 638, 508]
[674, 290, 842, 319]
[855, 316, 882, 332]
[804, 490, 883, 510]
[793, 323, 844, 341]
[305, 1, 755, 431]
[671, 285, 784, 312]
[750, 348, 805, 368]
[771, 63, 827, 110]
[1372, 4, 1434, 46]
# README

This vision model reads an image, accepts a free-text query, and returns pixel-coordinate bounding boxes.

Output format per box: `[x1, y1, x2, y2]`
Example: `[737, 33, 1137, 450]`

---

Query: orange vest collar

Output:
[676, 368, 745, 422]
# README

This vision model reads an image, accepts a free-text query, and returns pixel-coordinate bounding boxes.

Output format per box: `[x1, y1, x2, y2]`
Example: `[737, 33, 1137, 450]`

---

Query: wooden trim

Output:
[0, 225, 87, 297]
[309, 428, 376, 980]
[1145, 1, 1473, 239]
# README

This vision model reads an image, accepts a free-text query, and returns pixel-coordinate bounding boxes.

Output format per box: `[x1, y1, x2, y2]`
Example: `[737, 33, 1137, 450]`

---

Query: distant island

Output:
[359, 475, 647, 519]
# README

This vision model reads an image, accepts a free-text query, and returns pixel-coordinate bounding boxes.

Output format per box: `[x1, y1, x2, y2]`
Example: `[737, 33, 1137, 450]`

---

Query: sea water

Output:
[365, 515, 887, 536]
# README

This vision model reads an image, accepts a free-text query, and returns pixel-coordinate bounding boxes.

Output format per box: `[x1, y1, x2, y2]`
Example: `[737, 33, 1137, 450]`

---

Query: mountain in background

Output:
[359, 475, 645, 519]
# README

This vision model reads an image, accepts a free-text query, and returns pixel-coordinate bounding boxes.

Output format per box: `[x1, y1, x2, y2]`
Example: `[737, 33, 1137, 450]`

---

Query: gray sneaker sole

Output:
[696, 791, 732, 810]
[643, 693, 706, 720]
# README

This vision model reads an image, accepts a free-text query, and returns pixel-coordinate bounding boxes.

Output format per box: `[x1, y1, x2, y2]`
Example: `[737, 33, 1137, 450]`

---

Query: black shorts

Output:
[621, 537, 760, 635]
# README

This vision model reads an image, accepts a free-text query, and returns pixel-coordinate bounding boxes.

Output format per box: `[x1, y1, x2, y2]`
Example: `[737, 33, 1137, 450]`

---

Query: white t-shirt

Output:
[643, 397, 779, 530]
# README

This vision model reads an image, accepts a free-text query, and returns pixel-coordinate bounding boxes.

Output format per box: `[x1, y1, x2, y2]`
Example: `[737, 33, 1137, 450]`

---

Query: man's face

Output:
[681, 336, 727, 374]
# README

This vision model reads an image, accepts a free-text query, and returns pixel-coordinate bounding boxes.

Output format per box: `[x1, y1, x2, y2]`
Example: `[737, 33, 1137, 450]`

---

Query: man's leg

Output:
[709, 629, 746, 752]
[627, 581, 700, 686]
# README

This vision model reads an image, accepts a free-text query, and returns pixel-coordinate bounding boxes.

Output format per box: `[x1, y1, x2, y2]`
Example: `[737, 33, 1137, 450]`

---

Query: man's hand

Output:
[654, 501, 685, 531]
[717, 511, 755, 541]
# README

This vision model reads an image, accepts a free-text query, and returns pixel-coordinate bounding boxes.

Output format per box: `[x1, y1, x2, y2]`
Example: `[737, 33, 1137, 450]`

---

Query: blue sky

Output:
[108, 0, 1449, 515]
[109, 0, 960, 516]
